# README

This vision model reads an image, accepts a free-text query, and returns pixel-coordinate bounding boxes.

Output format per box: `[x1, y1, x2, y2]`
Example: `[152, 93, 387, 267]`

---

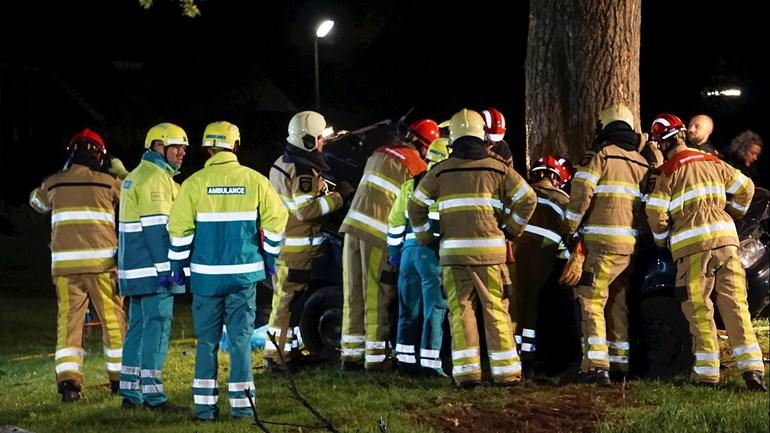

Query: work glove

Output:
[158, 274, 173, 288]
[387, 254, 401, 267]
[172, 270, 186, 286]
[559, 239, 585, 287]
[335, 181, 356, 202]
[107, 156, 129, 179]
[264, 253, 277, 278]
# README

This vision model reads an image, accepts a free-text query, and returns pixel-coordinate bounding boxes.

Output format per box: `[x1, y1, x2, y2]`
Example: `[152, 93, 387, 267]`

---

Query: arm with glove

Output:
[386, 180, 413, 267]
[258, 178, 289, 278]
[559, 236, 585, 287]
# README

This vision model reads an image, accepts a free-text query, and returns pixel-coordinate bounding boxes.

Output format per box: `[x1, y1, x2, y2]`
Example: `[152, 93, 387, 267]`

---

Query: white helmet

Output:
[287, 111, 326, 151]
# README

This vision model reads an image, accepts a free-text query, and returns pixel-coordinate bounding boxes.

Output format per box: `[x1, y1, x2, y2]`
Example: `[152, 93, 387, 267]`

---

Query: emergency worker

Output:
[509, 155, 571, 374]
[265, 111, 354, 372]
[645, 113, 766, 392]
[482, 107, 512, 164]
[29, 128, 127, 402]
[167, 121, 288, 420]
[686, 114, 720, 156]
[562, 104, 650, 385]
[339, 118, 438, 371]
[408, 108, 537, 388]
[117, 123, 188, 412]
[387, 137, 450, 376]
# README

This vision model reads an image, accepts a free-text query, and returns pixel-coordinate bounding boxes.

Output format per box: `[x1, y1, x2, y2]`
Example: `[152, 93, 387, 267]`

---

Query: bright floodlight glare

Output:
[316, 20, 335, 38]
[704, 87, 742, 97]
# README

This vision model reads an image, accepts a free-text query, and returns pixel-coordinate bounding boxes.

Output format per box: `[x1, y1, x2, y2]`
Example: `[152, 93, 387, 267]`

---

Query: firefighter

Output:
[167, 121, 288, 420]
[265, 111, 354, 372]
[482, 107, 512, 164]
[29, 128, 127, 402]
[117, 123, 188, 412]
[646, 113, 766, 392]
[408, 109, 537, 388]
[388, 137, 450, 376]
[509, 155, 571, 375]
[339, 118, 439, 371]
[562, 104, 651, 385]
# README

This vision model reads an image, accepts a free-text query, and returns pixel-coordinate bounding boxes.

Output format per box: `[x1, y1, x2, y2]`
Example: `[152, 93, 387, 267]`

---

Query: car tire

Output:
[299, 285, 343, 362]
[637, 295, 693, 378]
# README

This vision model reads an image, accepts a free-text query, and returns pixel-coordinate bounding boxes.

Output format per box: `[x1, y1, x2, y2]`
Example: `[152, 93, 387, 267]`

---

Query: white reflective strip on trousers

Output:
[366, 341, 386, 350]
[194, 395, 218, 405]
[55, 362, 81, 373]
[193, 379, 217, 388]
[191, 262, 264, 275]
[396, 354, 417, 364]
[55, 347, 84, 359]
[104, 347, 123, 358]
[421, 358, 442, 368]
[490, 363, 522, 376]
[608, 341, 630, 350]
[341, 334, 365, 343]
[141, 368, 161, 378]
[120, 380, 140, 390]
[733, 343, 761, 356]
[488, 350, 518, 361]
[230, 398, 251, 408]
[284, 236, 325, 247]
[168, 250, 189, 260]
[143, 384, 164, 394]
[106, 362, 122, 372]
[121, 365, 141, 375]
[366, 355, 386, 363]
[395, 343, 415, 353]
[452, 363, 481, 375]
[452, 348, 480, 360]
[228, 382, 256, 392]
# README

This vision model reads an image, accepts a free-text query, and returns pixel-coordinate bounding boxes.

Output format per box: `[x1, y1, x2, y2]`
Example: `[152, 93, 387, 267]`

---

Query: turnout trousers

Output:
[341, 234, 397, 370]
[264, 256, 314, 364]
[574, 250, 632, 373]
[443, 264, 521, 386]
[119, 293, 174, 406]
[676, 245, 764, 383]
[395, 242, 447, 373]
[192, 285, 256, 420]
[54, 271, 126, 385]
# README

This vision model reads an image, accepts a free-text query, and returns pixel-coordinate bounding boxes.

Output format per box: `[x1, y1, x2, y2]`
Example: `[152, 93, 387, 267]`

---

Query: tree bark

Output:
[526, 0, 641, 165]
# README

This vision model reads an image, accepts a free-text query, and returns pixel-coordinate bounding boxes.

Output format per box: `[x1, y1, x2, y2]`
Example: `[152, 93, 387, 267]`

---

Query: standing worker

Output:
[509, 155, 571, 375]
[646, 113, 766, 391]
[117, 123, 188, 412]
[408, 108, 537, 388]
[562, 104, 650, 385]
[388, 137, 450, 376]
[29, 128, 127, 402]
[265, 111, 354, 372]
[339, 118, 439, 371]
[167, 121, 288, 420]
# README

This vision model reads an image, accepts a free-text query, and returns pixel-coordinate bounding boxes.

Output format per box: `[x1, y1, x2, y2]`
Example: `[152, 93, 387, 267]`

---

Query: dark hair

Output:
[729, 130, 763, 156]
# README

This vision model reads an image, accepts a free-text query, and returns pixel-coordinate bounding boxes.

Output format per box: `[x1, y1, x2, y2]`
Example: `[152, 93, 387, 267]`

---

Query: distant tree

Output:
[138, 0, 201, 18]
[525, 0, 641, 165]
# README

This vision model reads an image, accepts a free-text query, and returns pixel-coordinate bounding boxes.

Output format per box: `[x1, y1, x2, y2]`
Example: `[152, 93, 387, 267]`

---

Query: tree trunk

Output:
[525, 0, 641, 166]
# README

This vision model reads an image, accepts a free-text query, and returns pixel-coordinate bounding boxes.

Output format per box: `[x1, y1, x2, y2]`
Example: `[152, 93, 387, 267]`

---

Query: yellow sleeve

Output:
[563, 150, 604, 234]
[408, 171, 437, 245]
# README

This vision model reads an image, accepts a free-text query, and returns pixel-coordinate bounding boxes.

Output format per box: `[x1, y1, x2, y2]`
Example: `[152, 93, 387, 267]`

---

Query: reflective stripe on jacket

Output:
[29, 164, 121, 276]
[167, 151, 288, 295]
[118, 151, 182, 296]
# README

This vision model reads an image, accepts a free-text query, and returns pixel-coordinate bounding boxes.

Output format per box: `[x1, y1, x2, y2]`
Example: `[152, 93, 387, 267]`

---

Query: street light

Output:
[314, 19, 334, 111]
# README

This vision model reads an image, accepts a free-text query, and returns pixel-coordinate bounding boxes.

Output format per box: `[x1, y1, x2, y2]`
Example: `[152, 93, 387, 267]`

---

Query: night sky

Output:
[1, 0, 767, 206]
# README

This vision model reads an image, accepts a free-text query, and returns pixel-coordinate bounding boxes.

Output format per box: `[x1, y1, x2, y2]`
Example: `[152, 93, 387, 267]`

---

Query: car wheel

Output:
[299, 285, 343, 361]
[637, 295, 692, 378]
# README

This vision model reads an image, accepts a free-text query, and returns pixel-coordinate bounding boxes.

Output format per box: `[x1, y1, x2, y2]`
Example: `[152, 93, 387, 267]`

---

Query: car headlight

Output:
[738, 237, 765, 268]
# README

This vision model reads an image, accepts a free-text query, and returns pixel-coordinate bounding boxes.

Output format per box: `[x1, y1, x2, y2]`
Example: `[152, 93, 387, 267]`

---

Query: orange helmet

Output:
[650, 113, 686, 142]
[408, 118, 440, 150]
[67, 128, 106, 156]
[481, 107, 506, 142]
[531, 155, 570, 185]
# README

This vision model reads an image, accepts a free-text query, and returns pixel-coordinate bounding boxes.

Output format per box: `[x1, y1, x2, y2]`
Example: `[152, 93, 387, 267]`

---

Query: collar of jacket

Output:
[283, 144, 330, 172]
[591, 121, 640, 152]
[205, 150, 239, 167]
[450, 136, 489, 159]
[142, 150, 178, 176]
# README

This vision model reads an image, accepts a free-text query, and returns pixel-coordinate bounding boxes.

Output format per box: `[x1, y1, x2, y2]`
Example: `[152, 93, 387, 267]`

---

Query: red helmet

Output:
[650, 113, 686, 142]
[408, 119, 440, 150]
[531, 155, 569, 185]
[556, 157, 573, 185]
[68, 128, 106, 155]
[481, 107, 506, 142]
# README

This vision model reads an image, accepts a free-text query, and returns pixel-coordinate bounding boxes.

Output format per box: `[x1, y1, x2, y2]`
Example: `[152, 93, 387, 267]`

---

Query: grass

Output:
[0, 295, 767, 433]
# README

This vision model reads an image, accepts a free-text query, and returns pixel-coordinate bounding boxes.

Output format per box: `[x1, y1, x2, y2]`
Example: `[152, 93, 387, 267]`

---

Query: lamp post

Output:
[314, 19, 334, 111]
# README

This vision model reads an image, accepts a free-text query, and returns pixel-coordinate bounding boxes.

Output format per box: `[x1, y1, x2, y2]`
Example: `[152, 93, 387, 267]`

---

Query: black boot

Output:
[59, 380, 83, 403]
[574, 368, 611, 386]
[145, 400, 188, 414]
[743, 371, 768, 392]
[110, 380, 120, 395]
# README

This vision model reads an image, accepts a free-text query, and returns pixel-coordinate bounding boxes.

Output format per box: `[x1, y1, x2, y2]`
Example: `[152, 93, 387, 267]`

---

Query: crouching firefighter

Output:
[562, 104, 651, 385]
[408, 109, 537, 388]
[509, 155, 571, 376]
[339, 118, 438, 371]
[265, 111, 355, 372]
[388, 137, 450, 377]
[646, 113, 766, 392]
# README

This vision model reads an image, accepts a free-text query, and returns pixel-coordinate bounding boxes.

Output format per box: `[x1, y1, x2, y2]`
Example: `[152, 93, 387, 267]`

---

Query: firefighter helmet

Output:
[202, 121, 240, 150]
[68, 128, 106, 156]
[408, 118, 440, 151]
[531, 155, 569, 185]
[599, 104, 634, 129]
[650, 113, 686, 142]
[481, 107, 506, 142]
[449, 108, 486, 143]
[425, 137, 450, 166]
[287, 111, 326, 151]
[144, 123, 188, 149]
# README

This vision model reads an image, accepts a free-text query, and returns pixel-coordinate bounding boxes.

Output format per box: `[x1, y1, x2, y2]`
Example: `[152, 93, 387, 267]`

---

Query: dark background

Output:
[1, 0, 767, 207]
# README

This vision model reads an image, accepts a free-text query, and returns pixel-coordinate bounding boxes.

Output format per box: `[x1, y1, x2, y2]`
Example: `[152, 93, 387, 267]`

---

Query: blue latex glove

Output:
[264, 254, 276, 278]
[387, 254, 401, 267]
[172, 270, 186, 286]
[158, 274, 173, 288]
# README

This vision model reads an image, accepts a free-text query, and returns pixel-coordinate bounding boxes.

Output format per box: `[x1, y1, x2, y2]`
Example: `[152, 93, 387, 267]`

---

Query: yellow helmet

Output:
[598, 104, 634, 129]
[202, 121, 240, 150]
[287, 111, 326, 151]
[425, 137, 450, 167]
[144, 122, 188, 149]
[449, 108, 486, 143]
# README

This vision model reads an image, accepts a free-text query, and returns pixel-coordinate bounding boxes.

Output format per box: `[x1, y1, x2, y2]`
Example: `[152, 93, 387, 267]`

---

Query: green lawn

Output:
[0, 295, 767, 433]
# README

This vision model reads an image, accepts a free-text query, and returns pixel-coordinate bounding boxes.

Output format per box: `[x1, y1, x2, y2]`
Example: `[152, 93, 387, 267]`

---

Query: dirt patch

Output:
[423, 384, 635, 433]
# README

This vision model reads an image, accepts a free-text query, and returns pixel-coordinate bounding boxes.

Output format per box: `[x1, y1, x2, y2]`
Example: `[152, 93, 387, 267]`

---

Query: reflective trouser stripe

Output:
[264, 258, 312, 364]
